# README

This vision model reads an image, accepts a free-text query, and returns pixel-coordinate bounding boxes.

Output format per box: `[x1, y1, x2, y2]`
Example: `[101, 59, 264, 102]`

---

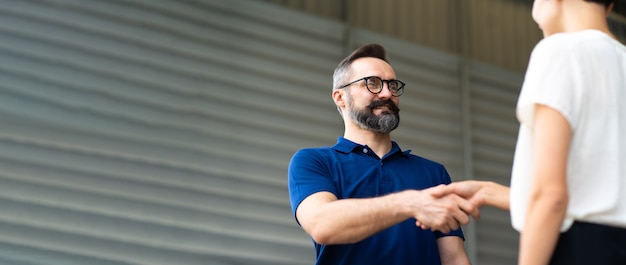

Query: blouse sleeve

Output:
[516, 35, 591, 130]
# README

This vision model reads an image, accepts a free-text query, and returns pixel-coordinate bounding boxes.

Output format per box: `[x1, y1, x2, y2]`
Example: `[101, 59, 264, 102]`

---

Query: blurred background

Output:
[1, 0, 624, 264]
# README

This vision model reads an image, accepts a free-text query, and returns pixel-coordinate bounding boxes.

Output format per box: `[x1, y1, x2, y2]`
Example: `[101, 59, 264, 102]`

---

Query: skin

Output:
[427, 181, 510, 213]
[428, 1, 616, 264]
[518, 105, 570, 265]
[295, 57, 477, 264]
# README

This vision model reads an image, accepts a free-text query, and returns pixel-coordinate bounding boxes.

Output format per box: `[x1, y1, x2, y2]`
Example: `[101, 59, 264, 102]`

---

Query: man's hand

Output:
[400, 188, 479, 233]
[416, 180, 510, 231]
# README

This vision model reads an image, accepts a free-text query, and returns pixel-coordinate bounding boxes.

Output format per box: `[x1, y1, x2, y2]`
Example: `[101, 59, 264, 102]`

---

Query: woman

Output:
[430, 0, 626, 264]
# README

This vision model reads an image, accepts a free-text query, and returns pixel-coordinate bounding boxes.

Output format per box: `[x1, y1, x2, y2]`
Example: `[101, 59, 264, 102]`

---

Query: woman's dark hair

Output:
[584, 0, 615, 8]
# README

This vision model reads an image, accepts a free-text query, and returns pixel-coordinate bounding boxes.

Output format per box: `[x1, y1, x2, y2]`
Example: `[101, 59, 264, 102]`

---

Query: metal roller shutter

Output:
[469, 61, 523, 264]
[0, 0, 343, 264]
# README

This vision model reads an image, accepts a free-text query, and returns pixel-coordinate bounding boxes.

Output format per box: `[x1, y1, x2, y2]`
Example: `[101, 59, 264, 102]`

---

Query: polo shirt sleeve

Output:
[288, 148, 337, 224]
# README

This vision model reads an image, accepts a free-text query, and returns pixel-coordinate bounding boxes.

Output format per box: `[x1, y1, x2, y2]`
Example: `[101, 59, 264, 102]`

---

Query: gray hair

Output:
[332, 44, 389, 115]
[332, 43, 388, 90]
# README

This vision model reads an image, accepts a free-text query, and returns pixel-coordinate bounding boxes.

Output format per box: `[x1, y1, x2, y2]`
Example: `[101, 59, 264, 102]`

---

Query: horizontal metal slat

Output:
[0, 221, 308, 265]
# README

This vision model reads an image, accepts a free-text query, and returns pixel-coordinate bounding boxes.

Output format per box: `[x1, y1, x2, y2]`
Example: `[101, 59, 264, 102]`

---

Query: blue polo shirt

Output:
[288, 137, 464, 265]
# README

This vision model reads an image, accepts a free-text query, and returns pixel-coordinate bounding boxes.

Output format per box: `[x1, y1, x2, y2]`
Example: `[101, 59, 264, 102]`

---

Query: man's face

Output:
[342, 58, 401, 134]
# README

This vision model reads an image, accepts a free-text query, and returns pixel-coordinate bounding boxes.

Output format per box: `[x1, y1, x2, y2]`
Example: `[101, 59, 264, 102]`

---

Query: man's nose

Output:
[377, 82, 393, 98]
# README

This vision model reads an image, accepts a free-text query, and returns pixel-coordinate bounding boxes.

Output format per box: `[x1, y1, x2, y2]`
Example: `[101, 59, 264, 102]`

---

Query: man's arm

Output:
[437, 236, 471, 265]
[295, 189, 478, 245]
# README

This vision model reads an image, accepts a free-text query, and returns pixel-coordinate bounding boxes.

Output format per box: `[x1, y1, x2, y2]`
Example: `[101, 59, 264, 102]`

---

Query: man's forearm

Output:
[299, 191, 410, 244]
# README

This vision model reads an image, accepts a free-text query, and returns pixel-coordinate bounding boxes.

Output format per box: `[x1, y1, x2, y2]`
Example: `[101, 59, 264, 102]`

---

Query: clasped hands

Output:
[408, 181, 486, 233]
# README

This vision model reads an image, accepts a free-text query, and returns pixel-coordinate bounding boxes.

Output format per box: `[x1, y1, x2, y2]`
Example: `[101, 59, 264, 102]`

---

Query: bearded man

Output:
[287, 43, 478, 265]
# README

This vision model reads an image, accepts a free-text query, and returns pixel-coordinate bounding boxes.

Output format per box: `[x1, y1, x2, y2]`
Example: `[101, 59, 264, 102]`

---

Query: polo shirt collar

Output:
[332, 137, 411, 157]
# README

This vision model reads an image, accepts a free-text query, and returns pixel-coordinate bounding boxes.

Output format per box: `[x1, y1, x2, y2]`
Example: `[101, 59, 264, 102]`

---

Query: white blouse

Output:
[510, 30, 626, 232]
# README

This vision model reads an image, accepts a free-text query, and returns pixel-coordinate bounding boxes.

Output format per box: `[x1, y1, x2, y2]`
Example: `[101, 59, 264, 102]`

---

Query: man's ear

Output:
[332, 89, 346, 109]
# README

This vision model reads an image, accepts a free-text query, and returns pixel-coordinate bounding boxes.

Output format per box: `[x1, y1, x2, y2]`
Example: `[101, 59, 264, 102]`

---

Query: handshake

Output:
[408, 180, 510, 233]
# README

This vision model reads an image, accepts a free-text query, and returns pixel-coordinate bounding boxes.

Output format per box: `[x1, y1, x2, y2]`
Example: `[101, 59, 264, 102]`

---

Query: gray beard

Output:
[347, 99, 400, 134]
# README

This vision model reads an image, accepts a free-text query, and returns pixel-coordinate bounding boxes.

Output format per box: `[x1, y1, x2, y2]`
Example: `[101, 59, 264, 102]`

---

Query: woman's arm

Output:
[428, 180, 510, 211]
[518, 104, 571, 265]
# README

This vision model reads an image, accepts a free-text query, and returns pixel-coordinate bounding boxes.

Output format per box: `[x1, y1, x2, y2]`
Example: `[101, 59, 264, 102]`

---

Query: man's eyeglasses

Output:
[338, 76, 405, 97]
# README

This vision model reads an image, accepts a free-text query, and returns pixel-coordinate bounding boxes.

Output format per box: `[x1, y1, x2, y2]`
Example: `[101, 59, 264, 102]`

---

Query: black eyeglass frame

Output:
[338, 76, 405, 97]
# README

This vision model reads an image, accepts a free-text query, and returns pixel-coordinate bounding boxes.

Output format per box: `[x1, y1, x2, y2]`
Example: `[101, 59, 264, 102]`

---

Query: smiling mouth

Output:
[372, 105, 393, 114]
[368, 100, 399, 114]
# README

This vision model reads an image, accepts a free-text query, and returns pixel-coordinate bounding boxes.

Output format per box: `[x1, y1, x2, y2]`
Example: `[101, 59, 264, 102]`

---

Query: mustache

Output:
[368, 100, 400, 113]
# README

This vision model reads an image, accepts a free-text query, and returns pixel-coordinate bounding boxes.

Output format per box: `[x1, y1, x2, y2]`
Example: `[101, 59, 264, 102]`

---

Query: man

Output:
[430, 1, 626, 264]
[288, 43, 477, 265]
